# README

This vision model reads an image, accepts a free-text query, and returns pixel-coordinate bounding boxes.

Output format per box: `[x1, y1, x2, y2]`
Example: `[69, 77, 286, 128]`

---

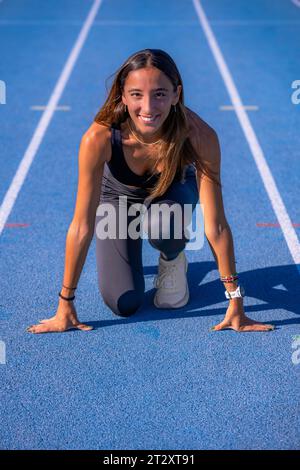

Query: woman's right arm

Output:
[26, 124, 110, 334]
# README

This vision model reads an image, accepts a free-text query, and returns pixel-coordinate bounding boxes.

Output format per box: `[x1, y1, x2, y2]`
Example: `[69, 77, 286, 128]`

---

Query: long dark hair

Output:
[94, 48, 221, 199]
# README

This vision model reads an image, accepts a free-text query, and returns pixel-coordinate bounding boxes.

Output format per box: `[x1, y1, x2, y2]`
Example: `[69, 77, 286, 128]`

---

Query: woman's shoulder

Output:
[185, 106, 219, 160]
[185, 106, 218, 141]
[83, 121, 112, 163]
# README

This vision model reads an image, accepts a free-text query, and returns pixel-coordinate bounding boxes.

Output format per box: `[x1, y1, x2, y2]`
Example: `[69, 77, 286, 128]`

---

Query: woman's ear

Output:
[174, 85, 182, 104]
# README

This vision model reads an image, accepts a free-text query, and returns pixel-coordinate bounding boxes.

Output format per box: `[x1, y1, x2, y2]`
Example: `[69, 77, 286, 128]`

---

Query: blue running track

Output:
[0, 0, 299, 450]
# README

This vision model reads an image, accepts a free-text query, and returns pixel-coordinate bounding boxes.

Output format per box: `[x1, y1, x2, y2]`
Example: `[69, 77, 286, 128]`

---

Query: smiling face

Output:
[122, 66, 182, 141]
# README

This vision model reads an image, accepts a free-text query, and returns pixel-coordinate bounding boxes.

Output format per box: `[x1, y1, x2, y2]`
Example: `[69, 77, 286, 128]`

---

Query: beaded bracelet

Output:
[220, 273, 239, 283]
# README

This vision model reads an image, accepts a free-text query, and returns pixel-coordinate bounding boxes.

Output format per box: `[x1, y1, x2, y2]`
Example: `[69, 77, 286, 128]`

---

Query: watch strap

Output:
[225, 284, 245, 299]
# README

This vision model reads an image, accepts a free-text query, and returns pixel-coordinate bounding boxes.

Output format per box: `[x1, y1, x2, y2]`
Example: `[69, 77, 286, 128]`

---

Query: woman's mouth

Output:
[138, 114, 160, 124]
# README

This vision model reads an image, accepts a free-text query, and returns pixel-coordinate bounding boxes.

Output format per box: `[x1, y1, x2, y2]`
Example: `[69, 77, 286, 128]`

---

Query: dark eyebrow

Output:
[128, 87, 169, 92]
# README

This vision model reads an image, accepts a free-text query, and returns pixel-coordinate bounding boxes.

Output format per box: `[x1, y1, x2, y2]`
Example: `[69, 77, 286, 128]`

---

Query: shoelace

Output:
[153, 264, 178, 289]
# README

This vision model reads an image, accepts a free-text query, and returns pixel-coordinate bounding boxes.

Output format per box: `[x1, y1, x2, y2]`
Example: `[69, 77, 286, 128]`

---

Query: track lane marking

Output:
[0, 0, 103, 236]
[193, 0, 300, 274]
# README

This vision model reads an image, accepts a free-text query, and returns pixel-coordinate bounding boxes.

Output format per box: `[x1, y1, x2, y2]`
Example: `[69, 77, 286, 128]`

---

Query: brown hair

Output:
[94, 48, 221, 199]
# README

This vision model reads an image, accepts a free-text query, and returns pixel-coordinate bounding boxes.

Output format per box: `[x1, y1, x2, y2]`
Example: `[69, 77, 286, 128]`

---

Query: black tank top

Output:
[107, 122, 182, 189]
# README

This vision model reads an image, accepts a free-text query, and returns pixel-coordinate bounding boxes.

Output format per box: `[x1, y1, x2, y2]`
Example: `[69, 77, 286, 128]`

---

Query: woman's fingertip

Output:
[79, 325, 93, 331]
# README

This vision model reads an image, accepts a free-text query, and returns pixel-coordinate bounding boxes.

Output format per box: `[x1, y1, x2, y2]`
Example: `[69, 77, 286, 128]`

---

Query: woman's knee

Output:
[117, 289, 144, 317]
[101, 288, 144, 317]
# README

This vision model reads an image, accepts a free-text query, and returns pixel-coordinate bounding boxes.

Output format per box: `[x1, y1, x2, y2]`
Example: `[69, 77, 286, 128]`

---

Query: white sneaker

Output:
[153, 251, 189, 308]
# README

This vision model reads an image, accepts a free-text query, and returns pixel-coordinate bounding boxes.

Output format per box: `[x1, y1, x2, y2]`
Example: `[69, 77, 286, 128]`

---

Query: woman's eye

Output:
[130, 93, 166, 98]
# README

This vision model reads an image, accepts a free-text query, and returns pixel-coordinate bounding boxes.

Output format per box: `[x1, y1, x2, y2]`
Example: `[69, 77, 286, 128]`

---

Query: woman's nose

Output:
[140, 97, 157, 114]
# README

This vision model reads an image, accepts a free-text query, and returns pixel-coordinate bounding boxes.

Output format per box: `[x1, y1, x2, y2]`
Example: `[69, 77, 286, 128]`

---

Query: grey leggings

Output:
[95, 166, 199, 317]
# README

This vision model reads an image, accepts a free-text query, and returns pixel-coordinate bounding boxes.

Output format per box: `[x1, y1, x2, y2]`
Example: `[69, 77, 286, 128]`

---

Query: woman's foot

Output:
[153, 251, 189, 308]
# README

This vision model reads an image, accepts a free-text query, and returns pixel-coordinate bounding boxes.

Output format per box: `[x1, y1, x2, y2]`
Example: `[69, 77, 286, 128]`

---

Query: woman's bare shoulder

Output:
[83, 121, 112, 163]
[185, 106, 217, 139]
[185, 106, 219, 159]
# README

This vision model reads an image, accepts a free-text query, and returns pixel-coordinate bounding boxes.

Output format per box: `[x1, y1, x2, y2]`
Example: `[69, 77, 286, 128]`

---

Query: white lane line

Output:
[291, 0, 300, 8]
[192, 0, 300, 274]
[0, 0, 103, 236]
[220, 105, 258, 111]
[30, 105, 71, 111]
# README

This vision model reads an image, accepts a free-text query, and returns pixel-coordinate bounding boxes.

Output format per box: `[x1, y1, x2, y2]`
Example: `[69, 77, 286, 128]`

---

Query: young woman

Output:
[27, 49, 274, 334]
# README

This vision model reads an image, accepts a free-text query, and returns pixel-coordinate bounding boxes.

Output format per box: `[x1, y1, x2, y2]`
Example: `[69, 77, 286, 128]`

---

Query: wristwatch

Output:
[225, 284, 245, 300]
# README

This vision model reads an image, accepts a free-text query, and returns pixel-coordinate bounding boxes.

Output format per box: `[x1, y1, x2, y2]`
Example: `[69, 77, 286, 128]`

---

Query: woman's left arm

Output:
[196, 129, 242, 300]
[195, 126, 274, 332]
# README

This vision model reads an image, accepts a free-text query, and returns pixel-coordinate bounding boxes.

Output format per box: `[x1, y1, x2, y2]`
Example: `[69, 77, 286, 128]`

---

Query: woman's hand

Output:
[211, 299, 275, 332]
[26, 300, 93, 334]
